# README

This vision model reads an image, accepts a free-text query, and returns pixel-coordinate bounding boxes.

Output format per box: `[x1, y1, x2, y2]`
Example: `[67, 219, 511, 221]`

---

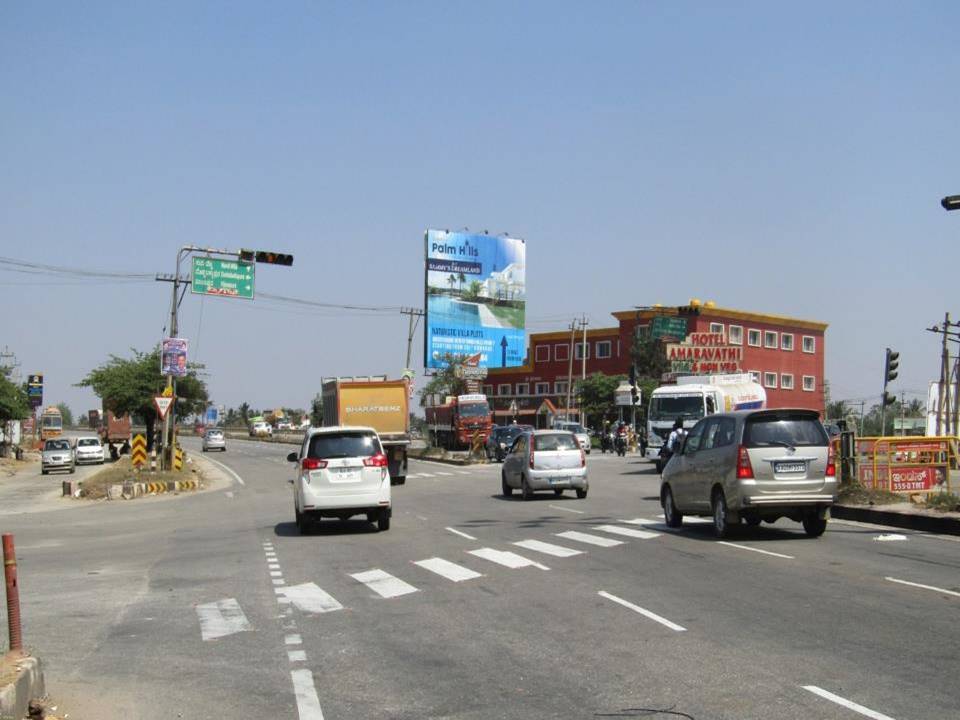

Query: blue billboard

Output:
[424, 230, 526, 369]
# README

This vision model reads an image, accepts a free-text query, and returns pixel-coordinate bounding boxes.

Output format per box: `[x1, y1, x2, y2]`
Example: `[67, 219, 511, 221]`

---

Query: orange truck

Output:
[321, 376, 410, 485]
[424, 393, 493, 450]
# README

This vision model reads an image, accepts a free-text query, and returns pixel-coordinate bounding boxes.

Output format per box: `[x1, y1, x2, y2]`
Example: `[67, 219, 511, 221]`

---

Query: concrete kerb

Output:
[61, 453, 230, 501]
[832, 504, 960, 536]
[0, 654, 44, 720]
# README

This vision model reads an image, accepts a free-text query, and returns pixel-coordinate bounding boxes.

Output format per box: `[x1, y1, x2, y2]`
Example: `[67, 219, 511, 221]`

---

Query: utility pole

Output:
[900, 391, 906, 436]
[564, 320, 576, 421]
[400, 307, 425, 371]
[579, 316, 588, 426]
[926, 314, 960, 436]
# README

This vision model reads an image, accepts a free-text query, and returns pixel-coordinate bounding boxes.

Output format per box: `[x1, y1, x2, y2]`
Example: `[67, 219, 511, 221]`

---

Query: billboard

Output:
[161, 338, 189, 377]
[424, 230, 526, 369]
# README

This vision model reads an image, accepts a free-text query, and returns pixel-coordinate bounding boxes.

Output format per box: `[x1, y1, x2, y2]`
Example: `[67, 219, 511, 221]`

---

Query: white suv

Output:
[288, 426, 392, 534]
[250, 421, 273, 437]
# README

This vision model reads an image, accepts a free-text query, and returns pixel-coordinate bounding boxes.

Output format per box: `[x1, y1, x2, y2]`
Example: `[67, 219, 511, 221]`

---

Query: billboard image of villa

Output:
[424, 229, 526, 369]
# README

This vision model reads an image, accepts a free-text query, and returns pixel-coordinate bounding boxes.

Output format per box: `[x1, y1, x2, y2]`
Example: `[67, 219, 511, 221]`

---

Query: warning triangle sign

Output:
[154, 395, 174, 419]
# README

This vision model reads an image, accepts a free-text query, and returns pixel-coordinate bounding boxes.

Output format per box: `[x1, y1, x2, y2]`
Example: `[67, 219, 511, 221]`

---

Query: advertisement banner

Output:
[161, 338, 189, 377]
[665, 332, 743, 375]
[889, 465, 947, 493]
[424, 230, 526, 369]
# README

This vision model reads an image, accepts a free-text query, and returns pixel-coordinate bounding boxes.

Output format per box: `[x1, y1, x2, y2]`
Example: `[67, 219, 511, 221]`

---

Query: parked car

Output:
[41, 438, 75, 475]
[287, 426, 392, 534]
[660, 409, 837, 538]
[74, 436, 105, 465]
[202, 428, 226, 452]
[276, 420, 294, 431]
[553, 421, 591, 454]
[501, 430, 588, 500]
[250, 421, 273, 437]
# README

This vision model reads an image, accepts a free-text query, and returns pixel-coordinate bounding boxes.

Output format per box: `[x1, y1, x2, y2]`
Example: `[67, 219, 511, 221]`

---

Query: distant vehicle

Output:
[501, 430, 588, 500]
[74, 436, 105, 465]
[250, 421, 273, 437]
[647, 374, 766, 472]
[424, 393, 493, 450]
[552, 420, 591, 454]
[660, 409, 836, 538]
[276, 420, 294, 431]
[486, 424, 530, 462]
[41, 438, 74, 475]
[322, 376, 411, 486]
[87, 409, 100, 430]
[202, 428, 226, 452]
[39, 406, 63, 441]
[287, 426, 392, 534]
[98, 409, 132, 458]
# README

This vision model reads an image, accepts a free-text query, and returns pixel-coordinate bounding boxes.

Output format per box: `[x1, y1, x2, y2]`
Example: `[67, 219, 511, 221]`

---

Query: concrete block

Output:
[108, 484, 124, 500]
[62, 479, 78, 497]
[0, 655, 45, 720]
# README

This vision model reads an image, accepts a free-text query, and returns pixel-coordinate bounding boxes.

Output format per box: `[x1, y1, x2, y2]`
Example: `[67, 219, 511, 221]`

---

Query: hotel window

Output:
[535, 345, 550, 363]
[764, 331, 778, 349]
[515, 383, 529, 396]
[749, 370, 761, 383]
[483, 385, 494, 397]
[554, 344, 569, 361]
[498, 384, 511, 396]
[802, 375, 816, 392]
[763, 372, 777, 389]
[574, 342, 590, 360]
[728, 325, 743, 345]
[781, 333, 794, 351]
[748, 329, 761, 347]
[780, 374, 794, 390]
[555, 381, 569, 395]
[596, 341, 612, 359]
[535, 382, 549, 395]
[709, 322, 724, 334]
[802, 336, 816, 354]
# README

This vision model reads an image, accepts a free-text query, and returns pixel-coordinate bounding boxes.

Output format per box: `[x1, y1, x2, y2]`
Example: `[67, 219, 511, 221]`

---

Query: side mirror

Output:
[286, 452, 298, 463]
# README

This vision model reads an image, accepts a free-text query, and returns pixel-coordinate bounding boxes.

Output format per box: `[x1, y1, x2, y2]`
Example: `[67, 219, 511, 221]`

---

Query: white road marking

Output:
[717, 541, 794, 559]
[513, 539, 583, 557]
[406, 474, 420, 479]
[350, 569, 419, 598]
[285, 634, 302, 645]
[291, 668, 325, 720]
[436, 471, 454, 476]
[414, 557, 483, 582]
[457, 471, 471, 476]
[418, 473, 436, 478]
[874, 534, 908, 542]
[288, 649, 307, 662]
[598, 591, 687, 632]
[196, 598, 253, 641]
[548, 504, 585, 514]
[270, 570, 283, 577]
[885, 576, 960, 598]
[224, 491, 234, 498]
[657, 514, 711, 524]
[621, 518, 660, 526]
[468, 547, 550, 570]
[594, 524, 661, 540]
[445, 527, 477, 540]
[273, 579, 286, 586]
[556, 531, 624, 547]
[281, 582, 344, 614]
[269, 563, 281, 570]
[204, 455, 245, 485]
[802, 686, 897, 720]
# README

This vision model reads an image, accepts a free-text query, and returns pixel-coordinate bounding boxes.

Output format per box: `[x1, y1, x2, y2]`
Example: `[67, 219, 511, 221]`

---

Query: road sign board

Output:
[154, 396, 174, 419]
[651, 316, 688, 341]
[191, 257, 255, 299]
[131, 434, 147, 468]
[27, 373, 43, 408]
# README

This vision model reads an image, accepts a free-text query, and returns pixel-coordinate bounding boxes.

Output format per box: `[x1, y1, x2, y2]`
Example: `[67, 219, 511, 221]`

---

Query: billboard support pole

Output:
[401, 307, 424, 371]
[565, 320, 576, 421]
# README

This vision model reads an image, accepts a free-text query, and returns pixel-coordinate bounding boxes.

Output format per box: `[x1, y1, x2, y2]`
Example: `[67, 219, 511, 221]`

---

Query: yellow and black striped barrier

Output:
[131, 434, 147, 468]
[173, 446, 184, 471]
[144, 481, 166, 494]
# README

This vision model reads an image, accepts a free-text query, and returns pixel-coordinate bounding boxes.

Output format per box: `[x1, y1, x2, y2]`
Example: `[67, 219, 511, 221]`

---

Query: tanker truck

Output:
[646, 373, 766, 472]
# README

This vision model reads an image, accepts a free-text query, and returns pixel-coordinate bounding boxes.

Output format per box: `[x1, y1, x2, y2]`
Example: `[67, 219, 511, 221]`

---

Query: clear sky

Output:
[2, 2, 958, 416]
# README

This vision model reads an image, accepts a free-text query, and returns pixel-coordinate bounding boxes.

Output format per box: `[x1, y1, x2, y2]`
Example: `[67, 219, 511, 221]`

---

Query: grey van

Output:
[660, 409, 836, 538]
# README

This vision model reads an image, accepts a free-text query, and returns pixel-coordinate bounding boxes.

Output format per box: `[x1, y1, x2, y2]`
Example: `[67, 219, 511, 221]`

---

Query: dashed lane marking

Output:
[350, 569, 419, 599]
[414, 557, 483, 582]
[548, 504, 585, 514]
[598, 591, 687, 632]
[717, 541, 794, 559]
[291, 668, 325, 720]
[802, 686, 897, 720]
[555, 531, 624, 547]
[468, 547, 550, 571]
[513, 539, 582, 557]
[593, 524, 661, 540]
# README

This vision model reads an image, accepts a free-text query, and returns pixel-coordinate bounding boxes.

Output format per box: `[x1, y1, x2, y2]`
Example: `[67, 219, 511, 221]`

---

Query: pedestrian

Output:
[665, 419, 686, 463]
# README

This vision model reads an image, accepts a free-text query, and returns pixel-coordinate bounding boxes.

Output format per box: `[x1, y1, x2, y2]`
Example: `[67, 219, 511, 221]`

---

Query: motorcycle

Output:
[600, 431, 614, 454]
[614, 432, 627, 457]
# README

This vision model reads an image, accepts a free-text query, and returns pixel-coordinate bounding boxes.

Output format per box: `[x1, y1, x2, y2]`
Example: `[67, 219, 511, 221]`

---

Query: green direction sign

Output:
[191, 257, 255, 299]
[650, 316, 688, 341]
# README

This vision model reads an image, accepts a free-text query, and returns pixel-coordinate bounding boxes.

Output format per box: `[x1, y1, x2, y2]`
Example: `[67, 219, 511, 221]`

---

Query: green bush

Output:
[925, 492, 960, 513]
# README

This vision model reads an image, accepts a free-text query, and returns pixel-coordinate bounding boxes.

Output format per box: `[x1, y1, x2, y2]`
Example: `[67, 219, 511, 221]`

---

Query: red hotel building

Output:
[483, 302, 827, 426]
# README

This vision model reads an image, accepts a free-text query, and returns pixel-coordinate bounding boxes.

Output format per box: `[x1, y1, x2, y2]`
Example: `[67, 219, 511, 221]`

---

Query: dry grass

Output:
[838, 482, 904, 506]
[79, 456, 206, 499]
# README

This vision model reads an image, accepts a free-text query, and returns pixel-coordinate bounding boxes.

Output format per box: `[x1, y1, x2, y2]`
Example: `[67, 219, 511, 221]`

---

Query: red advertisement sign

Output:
[889, 465, 948, 493]
[889, 441, 946, 453]
[858, 463, 889, 489]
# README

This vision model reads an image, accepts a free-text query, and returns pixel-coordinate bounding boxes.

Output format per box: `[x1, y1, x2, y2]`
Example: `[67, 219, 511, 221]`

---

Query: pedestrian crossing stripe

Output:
[350, 569, 418, 598]
[593, 524, 661, 540]
[513, 539, 583, 557]
[414, 557, 483, 582]
[555, 531, 624, 547]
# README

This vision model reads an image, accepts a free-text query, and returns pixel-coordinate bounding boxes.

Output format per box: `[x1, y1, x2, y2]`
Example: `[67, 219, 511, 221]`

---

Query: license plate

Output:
[774, 462, 806, 473]
[549, 477, 570, 485]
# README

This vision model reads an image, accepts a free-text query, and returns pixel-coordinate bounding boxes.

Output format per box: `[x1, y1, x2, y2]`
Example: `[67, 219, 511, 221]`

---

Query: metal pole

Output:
[580, 316, 588, 427]
[565, 320, 575, 421]
[3, 533, 22, 653]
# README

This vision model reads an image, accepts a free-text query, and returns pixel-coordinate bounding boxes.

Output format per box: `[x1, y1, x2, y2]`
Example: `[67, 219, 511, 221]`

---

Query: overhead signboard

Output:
[424, 230, 526, 369]
[161, 338, 189, 377]
[650, 316, 688, 341]
[191, 257, 255, 299]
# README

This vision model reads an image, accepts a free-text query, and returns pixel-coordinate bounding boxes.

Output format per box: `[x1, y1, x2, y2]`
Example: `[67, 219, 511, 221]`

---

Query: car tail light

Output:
[736, 444, 754, 479]
[302, 458, 327, 471]
[529, 436, 536, 469]
[580, 448, 586, 467]
[825, 443, 836, 479]
[363, 453, 388, 467]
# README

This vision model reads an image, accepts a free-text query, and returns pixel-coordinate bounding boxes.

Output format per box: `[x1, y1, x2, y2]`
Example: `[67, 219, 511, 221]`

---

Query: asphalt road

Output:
[1, 438, 958, 719]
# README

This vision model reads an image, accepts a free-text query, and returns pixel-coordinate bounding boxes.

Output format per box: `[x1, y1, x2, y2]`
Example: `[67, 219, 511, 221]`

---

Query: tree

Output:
[418, 354, 469, 406]
[631, 333, 670, 381]
[825, 400, 848, 421]
[56, 402, 73, 428]
[238, 402, 251, 425]
[0, 366, 29, 425]
[77, 346, 208, 451]
[457, 271, 466, 292]
[576, 373, 625, 428]
[309, 394, 324, 426]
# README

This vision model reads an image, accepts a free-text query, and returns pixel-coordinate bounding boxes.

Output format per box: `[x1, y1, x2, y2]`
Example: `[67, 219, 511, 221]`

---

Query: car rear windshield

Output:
[743, 414, 829, 448]
[77, 439, 100, 447]
[207, 430, 223, 437]
[533, 433, 579, 451]
[308, 432, 382, 459]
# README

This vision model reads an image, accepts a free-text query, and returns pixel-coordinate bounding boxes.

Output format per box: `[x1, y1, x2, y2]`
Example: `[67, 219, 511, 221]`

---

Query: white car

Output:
[249, 421, 273, 437]
[74, 437, 105, 465]
[288, 426, 391, 534]
[553, 421, 592, 454]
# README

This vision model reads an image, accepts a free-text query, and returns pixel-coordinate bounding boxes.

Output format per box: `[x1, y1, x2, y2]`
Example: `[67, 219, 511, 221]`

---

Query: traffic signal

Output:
[883, 391, 896, 406]
[238, 249, 294, 266]
[631, 385, 639, 405]
[884, 348, 899, 384]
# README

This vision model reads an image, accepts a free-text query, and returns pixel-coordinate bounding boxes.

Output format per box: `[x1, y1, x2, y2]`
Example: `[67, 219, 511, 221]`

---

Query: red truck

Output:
[424, 393, 493, 450]
[98, 409, 132, 459]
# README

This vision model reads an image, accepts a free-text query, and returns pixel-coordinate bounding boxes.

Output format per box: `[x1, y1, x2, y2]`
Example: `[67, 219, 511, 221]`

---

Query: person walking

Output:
[664, 419, 686, 464]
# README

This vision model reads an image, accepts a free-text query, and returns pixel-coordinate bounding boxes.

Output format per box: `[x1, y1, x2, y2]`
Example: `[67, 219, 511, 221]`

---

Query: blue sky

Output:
[2, 2, 958, 415]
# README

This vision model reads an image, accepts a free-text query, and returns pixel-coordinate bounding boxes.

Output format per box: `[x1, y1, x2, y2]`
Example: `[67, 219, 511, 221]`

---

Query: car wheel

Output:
[69, 466, 75, 474]
[575, 488, 587, 499]
[41, 469, 48, 476]
[377, 511, 391, 532]
[295, 506, 309, 535]
[663, 485, 683, 528]
[712, 489, 730, 539]
[802, 514, 827, 538]
[521, 475, 533, 501]
[501, 470, 513, 497]
[202, 447, 207, 452]
[553, 488, 563, 497]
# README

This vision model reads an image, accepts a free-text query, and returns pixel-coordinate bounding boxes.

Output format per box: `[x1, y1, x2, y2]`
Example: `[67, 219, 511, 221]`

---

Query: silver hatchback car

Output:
[501, 430, 588, 500]
[660, 409, 836, 538]
[202, 429, 226, 452]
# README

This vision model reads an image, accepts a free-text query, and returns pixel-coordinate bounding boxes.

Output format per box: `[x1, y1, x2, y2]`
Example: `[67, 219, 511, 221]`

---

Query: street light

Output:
[941, 195, 960, 211]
